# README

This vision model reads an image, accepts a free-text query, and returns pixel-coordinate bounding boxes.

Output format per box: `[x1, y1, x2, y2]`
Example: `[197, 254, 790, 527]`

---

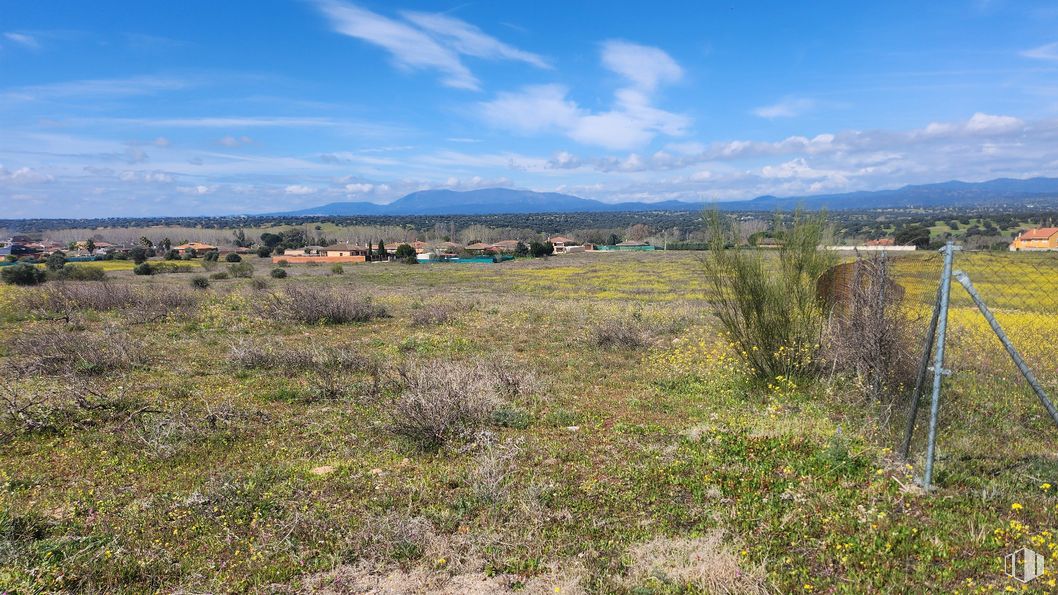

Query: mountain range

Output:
[273, 177, 1058, 216]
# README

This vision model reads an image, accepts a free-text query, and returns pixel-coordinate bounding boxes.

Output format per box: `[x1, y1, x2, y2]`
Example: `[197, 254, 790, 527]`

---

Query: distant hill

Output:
[274, 177, 1058, 216]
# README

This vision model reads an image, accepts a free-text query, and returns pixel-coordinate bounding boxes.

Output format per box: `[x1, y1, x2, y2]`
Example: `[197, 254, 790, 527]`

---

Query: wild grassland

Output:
[0, 251, 1056, 593]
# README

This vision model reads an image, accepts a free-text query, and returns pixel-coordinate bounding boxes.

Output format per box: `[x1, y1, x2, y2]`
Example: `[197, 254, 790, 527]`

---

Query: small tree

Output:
[46, 251, 66, 272]
[225, 253, 242, 263]
[376, 240, 386, 260]
[165, 249, 180, 260]
[367, 241, 374, 262]
[256, 246, 272, 258]
[514, 241, 529, 257]
[270, 268, 288, 279]
[190, 276, 210, 289]
[529, 241, 553, 258]
[85, 239, 96, 253]
[133, 262, 154, 276]
[129, 246, 147, 264]
[1, 263, 46, 285]
[229, 262, 254, 278]
[331, 263, 344, 275]
[394, 243, 417, 263]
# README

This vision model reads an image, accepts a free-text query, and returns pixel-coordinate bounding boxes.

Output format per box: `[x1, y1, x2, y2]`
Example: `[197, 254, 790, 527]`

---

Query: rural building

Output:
[464, 242, 494, 254]
[866, 238, 895, 247]
[174, 242, 218, 255]
[593, 240, 655, 252]
[282, 245, 327, 256]
[1009, 228, 1058, 251]
[548, 236, 576, 253]
[491, 240, 521, 252]
[324, 243, 371, 257]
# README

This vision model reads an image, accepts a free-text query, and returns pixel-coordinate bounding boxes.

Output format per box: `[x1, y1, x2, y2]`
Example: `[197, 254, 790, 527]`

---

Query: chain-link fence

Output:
[891, 245, 1058, 487]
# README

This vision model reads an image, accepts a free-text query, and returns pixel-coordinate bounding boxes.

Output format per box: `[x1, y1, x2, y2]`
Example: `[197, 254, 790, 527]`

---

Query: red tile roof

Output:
[1019, 227, 1058, 240]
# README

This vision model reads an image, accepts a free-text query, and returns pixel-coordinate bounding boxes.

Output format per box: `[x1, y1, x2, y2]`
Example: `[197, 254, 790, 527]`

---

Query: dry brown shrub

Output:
[388, 361, 500, 450]
[410, 303, 462, 327]
[624, 532, 770, 593]
[23, 281, 198, 323]
[591, 317, 653, 350]
[261, 285, 387, 324]
[8, 325, 148, 376]
[821, 252, 916, 408]
[228, 341, 373, 373]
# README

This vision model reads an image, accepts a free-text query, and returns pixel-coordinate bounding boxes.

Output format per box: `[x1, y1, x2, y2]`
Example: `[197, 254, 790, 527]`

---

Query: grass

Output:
[1, 251, 1056, 592]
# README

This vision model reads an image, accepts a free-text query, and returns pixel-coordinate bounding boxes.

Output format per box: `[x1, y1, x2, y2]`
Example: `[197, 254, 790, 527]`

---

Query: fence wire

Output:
[891, 247, 1058, 483]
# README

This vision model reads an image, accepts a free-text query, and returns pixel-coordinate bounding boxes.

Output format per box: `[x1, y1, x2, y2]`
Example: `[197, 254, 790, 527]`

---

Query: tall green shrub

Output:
[703, 211, 834, 381]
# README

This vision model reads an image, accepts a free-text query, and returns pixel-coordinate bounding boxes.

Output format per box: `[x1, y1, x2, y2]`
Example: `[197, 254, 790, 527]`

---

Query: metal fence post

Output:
[953, 270, 1058, 428]
[900, 283, 943, 460]
[923, 241, 954, 490]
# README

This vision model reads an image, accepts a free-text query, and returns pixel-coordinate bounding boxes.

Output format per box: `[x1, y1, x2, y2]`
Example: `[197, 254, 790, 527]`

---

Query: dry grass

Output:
[8, 325, 148, 375]
[624, 532, 770, 593]
[591, 317, 653, 350]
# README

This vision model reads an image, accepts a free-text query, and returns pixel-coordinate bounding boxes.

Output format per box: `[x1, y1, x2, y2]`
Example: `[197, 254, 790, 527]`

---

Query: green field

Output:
[1, 251, 1056, 593]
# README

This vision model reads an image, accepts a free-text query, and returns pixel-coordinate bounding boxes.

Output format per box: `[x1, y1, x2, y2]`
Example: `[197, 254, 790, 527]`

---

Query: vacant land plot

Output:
[1, 251, 1055, 593]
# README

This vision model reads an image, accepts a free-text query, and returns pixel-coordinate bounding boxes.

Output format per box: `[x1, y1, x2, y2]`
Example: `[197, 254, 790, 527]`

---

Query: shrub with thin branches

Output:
[703, 211, 835, 380]
[591, 317, 652, 350]
[8, 325, 149, 376]
[389, 361, 500, 450]
[260, 285, 387, 325]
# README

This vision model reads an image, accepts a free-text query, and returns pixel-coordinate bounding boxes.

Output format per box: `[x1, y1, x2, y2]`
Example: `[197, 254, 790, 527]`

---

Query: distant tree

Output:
[85, 239, 96, 253]
[160, 237, 172, 252]
[367, 241, 374, 262]
[626, 223, 651, 241]
[133, 262, 154, 276]
[394, 243, 417, 263]
[376, 239, 386, 260]
[606, 233, 621, 246]
[203, 250, 220, 262]
[260, 232, 282, 249]
[529, 241, 554, 257]
[225, 253, 242, 263]
[138, 236, 153, 248]
[2, 263, 46, 285]
[545, 241, 555, 255]
[129, 246, 148, 264]
[67, 241, 77, 250]
[165, 249, 180, 260]
[514, 241, 529, 257]
[256, 246, 272, 258]
[232, 228, 252, 248]
[46, 251, 66, 271]
[895, 225, 932, 249]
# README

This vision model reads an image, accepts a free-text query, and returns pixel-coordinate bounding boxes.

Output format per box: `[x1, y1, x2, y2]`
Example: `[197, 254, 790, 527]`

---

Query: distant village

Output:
[0, 233, 656, 265]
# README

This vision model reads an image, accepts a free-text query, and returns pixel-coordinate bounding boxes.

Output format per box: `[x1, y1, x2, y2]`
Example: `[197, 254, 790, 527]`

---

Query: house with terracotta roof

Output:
[1009, 228, 1058, 251]
[866, 238, 895, 247]
[174, 242, 218, 256]
[548, 236, 575, 253]
[490, 240, 522, 252]
[464, 242, 494, 254]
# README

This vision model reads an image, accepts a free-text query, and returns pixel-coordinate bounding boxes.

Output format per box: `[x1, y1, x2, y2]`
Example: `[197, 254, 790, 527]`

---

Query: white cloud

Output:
[3, 32, 40, 49]
[479, 43, 690, 151]
[600, 40, 682, 91]
[1022, 42, 1058, 61]
[315, 0, 478, 90]
[218, 135, 253, 147]
[402, 11, 549, 69]
[2, 76, 190, 102]
[0, 165, 53, 183]
[285, 184, 316, 195]
[752, 97, 817, 119]
[344, 183, 374, 193]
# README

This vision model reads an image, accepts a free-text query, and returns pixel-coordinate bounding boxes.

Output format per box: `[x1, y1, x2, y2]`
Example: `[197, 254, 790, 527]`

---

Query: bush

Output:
[209, 271, 230, 280]
[394, 243, 417, 263]
[389, 361, 500, 449]
[225, 253, 242, 263]
[410, 303, 458, 327]
[2, 263, 47, 286]
[331, 263, 344, 275]
[260, 285, 387, 324]
[133, 262, 154, 276]
[276, 259, 289, 267]
[228, 262, 254, 278]
[190, 276, 210, 289]
[270, 268, 287, 279]
[9, 326, 148, 376]
[46, 251, 66, 272]
[203, 250, 219, 262]
[52, 265, 106, 281]
[164, 249, 181, 260]
[703, 211, 834, 380]
[129, 246, 148, 264]
[256, 246, 272, 258]
[529, 241, 554, 257]
[592, 317, 651, 350]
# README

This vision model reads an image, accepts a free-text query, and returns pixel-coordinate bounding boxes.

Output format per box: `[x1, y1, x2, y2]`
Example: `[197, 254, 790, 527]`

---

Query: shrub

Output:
[592, 317, 651, 350]
[225, 253, 242, 263]
[270, 268, 287, 279]
[389, 361, 500, 449]
[164, 249, 181, 260]
[820, 253, 915, 405]
[209, 271, 230, 280]
[228, 262, 254, 278]
[203, 251, 219, 262]
[52, 265, 106, 281]
[2, 263, 47, 286]
[256, 246, 272, 258]
[46, 251, 66, 271]
[703, 211, 834, 380]
[330, 263, 344, 275]
[276, 259, 289, 267]
[260, 285, 387, 324]
[129, 246, 148, 264]
[9, 326, 149, 376]
[190, 276, 210, 289]
[133, 262, 154, 276]
[250, 278, 268, 291]
[410, 303, 457, 327]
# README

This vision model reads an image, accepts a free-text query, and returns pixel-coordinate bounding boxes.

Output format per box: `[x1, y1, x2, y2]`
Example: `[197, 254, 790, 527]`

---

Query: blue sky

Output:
[2, 0, 1058, 217]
